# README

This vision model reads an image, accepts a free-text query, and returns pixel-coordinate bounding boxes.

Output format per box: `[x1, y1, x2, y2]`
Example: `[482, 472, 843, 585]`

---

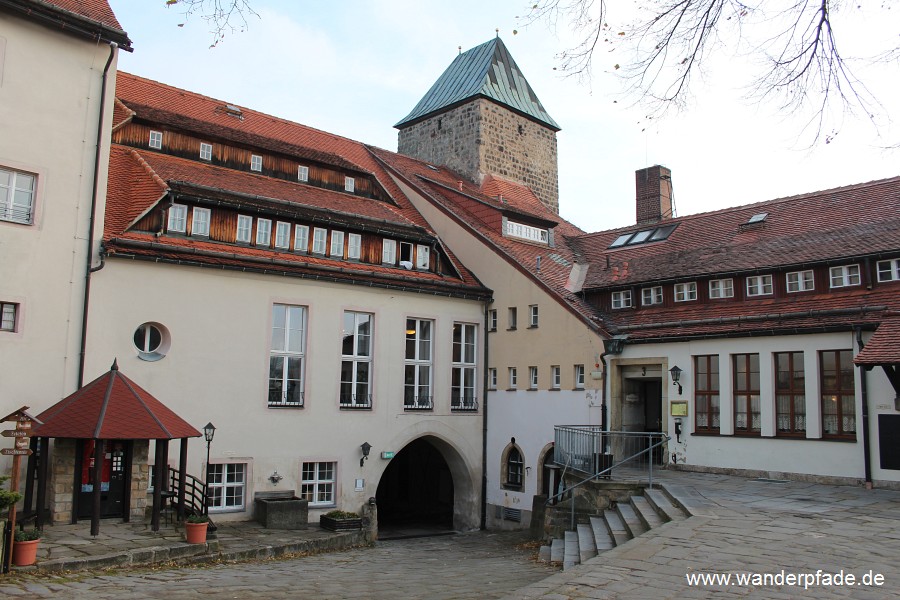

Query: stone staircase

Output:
[541, 487, 689, 570]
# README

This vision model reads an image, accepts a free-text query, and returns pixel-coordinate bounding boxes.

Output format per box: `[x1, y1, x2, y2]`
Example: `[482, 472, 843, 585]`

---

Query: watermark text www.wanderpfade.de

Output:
[685, 569, 886, 591]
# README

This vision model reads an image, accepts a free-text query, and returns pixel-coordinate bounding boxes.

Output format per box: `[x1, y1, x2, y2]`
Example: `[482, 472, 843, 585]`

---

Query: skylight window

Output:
[609, 233, 632, 248]
[748, 212, 768, 224]
[649, 224, 677, 241]
[607, 223, 678, 249]
[629, 230, 652, 244]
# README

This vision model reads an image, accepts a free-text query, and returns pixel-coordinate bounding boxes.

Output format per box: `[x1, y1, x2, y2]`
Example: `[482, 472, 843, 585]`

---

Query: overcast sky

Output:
[108, 0, 899, 233]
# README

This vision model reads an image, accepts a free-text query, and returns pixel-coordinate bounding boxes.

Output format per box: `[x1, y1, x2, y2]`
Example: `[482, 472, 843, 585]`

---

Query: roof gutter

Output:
[0, 0, 132, 50]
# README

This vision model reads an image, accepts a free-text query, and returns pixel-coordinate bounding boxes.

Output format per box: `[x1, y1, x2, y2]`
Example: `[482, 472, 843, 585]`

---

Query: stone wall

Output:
[130, 440, 149, 523]
[49, 438, 76, 524]
[397, 98, 559, 214]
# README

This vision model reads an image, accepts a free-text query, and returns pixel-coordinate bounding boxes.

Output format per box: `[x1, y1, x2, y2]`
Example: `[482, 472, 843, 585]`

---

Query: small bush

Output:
[0, 474, 23, 511]
[323, 510, 359, 519]
[186, 513, 210, 523]
[15, 528, 41, 542]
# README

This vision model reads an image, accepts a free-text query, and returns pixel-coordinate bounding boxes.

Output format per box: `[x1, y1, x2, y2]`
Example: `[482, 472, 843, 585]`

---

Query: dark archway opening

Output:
[376, 438, 454, 535]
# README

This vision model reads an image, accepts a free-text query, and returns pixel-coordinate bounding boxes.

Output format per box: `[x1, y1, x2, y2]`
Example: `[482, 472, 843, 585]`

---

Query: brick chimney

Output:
[635, 165, 673, 225]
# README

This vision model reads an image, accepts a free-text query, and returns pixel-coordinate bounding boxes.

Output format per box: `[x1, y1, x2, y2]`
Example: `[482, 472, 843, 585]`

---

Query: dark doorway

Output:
[76, 440, 127, 519]
[376, 438, 454, 536]
[623, 378, 665, 464]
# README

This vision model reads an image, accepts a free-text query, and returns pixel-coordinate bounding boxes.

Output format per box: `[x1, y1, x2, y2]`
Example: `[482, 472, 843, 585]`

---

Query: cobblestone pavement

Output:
[0, 531, 557, 599]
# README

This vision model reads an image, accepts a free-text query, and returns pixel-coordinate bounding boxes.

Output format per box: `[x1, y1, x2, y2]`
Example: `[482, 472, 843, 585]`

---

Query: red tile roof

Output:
[854, 316, 900, 365]
[10, 0, 131, 48]
[39, 0, 124, 30]
[34, 361, 201, 439]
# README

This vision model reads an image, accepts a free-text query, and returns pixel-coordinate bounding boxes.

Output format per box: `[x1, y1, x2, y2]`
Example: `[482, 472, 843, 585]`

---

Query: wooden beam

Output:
[91, 439, 104, 537]
[36, 437, 49, 529]
[178, 438, 188, 521]
[151, 440, 164, 532]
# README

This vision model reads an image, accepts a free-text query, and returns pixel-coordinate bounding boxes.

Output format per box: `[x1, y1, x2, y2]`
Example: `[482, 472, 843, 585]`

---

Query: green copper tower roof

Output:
[395, 37, 560, 131]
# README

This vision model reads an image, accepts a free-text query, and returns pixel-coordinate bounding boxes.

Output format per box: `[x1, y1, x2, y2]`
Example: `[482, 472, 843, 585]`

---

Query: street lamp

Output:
[203, 422, 215, 514]
[669, 366, 683, 395]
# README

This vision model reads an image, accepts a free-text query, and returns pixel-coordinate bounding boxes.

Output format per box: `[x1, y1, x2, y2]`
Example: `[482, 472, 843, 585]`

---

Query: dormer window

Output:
[199, 142, 213, 161]
[611, 290, 632, 309]
[344, 177, 355, 193]
[149, 130, 163, 149]
[312, 228, 327, 255]
[830, 265, 860, 288]
[382, 239, 396, 264]
[709, 279, 734, 299]
[275, 222, 291, 249]
[746, 275, 773, 296]
[330, 231, 345, 258]
[642, 286, 663, 306]
[256, 218, 272, 247]
[251, 154, 263, 172]
[506, 220, 549, 244]
[348, 233, 362, 260]
[877, 259, 900, 282]
[298, 165, 309, 182]
[294, 225, 309, 252]
[167, 204, 187, 233]
[416, 244, 430, 270]
[787, 270, 815, 292]
[191, 207, 210, 237]
[674, 282, 697, 302]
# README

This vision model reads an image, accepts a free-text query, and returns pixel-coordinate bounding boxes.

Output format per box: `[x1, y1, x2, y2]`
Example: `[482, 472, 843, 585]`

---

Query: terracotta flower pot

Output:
[12, 538, 40, 566]
[184, 521, 208, 544]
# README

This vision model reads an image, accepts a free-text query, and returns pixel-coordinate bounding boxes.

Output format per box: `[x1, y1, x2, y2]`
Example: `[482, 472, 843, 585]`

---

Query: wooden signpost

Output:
[2, 407, 40, 574]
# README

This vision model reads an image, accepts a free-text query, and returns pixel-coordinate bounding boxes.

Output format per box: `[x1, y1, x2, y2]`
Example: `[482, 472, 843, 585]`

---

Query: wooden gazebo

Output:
[29, 360, 201, 535]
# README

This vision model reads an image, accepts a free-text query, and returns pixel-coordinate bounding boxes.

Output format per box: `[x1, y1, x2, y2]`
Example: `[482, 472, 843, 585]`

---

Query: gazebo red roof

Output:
[34, 361, 201, 439]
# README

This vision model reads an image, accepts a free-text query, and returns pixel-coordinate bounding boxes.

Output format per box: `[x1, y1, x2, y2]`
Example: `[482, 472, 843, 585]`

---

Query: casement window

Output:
[312, 227, 327, 255]
[256, 218, 272, 247]
[574, 364, 585, 389]
[275, 221, 291, 249]
[451, 323, 477, 410]
[404, 318, 433, 410]
[344, 176, 355, 192]
[329, 230, 345, 258]
[416, 244, 430, 270]
[508, 307, 518, 330]
[787, 270, 815, 292]
[746, 275, 773, 296]
[250, 154, 263, 172]
[297, 165, 309, 182]
[207, 463, 246, 511]
[509, 368, 518, 389]
[399, 242, 413, 268]
[529, 305, 539, 327]
[674, 282, 697, 302]
[294, 224, 309, 252]
[829, 265, 860, 288]
[382, 239, 396, 264]
[505, 447, 523, 489]
[348, 233, 361, 260]
[199, 142, 213, 161]
[340, 311, 372, 408]
[820, 350, 856, 437]
[733, 353, 761, 434]
[488, 310, 498, 332]
[877, 259, 900, 282]
[1, 302, 18, 332]
[148, 130, 163, 149]
[0, 168, 36, 225]
[694, 355, 720, 433]
[775, 352, 805, 436]
[611, 290, 632, 309]
[300, 461, 336, 506]
[236, 215, 252, 243]
[191, 207, 210, 237]
[551, 365, 561, 389]
[529, 366, 538, 389]
[642, 286, 663, 306]
[488, 368, 497, 389]
[269, 304, 306, 407]
[709, 278, 734, 299]
[167, 204, 187, 233]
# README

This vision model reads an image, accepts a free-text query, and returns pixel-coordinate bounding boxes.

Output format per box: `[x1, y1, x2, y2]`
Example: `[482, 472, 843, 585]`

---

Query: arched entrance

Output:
[376, 437, 455, 534]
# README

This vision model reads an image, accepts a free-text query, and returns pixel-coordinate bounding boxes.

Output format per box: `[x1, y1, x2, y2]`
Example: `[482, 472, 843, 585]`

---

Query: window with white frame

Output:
[207, 463, 246, 511]
[250, 154, 263, 172]
[256, 218, 272, 247]
[787, 270, 815, 292]
[488, 310, 497, 332]
[508, 307, 517, 329]
[340, 311, 372, 408]
[399, 242, 413, 268]
[1, 302, 18, 332]
[191, 207, 210, 237]
[574, 364, 585, 389]
[301, 461, 335, 506]
[148, 130, 163, 149]
[0, 168, 36, 225]
[344, 176, 355, 192]
[508, 367, 517, 389]
[404, 318, 433, 409]
[505, 220, 549, 244]
[236, 215, 252, 243]
[199, 142, 213, 161]
[269, 304, 306, 407]
[382, 239, 396, 264]
[348, 233, 361, 260]
[330, 230, 345, 258]
[275, 221, 291, 249]
[877, 259, 900, 282]
[167, 204, 187, 233]
[529, 304, 539, 327]
[488, 368, 497, 389]
[642, 286, 663, 306]
[134, 322, 169, 361]
[709, 278, 734, 299]
[551, 365, 561, 389]
[416, 244, 430, 270]
[746, 275, 773, 296]
[297, 165, 309, 182]
[529, 366, 538, 389]
[312, 227, 327, 255]
[452, 323, 477, 410]
[674, 282, 697, 302]
[294, 224, 309, 252]
[830, 265, 861, 288]
[611, 290, 632, 309]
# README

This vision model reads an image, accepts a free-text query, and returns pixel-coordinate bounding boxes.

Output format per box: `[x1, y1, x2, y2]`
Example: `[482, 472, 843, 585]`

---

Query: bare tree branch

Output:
[165, 0, 259, 48]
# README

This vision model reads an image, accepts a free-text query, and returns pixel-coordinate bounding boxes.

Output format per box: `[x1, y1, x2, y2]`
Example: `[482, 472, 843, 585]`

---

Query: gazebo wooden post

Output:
[90, 439, 104, 537]
[151, 439, 164, 532]
[36, 437, 49, 529]
[23, 438, 37, 516]
[178, 438, 188, 521]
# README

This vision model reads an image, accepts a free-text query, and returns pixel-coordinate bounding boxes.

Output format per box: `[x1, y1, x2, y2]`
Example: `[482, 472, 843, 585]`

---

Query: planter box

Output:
[320, 515, 362, 532]
[255, 491, 308, 530]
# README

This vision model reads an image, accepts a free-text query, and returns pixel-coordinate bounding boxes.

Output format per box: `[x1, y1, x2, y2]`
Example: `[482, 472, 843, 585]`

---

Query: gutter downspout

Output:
[599, 350, 609, 435]
[480, 298, 492, 530]
[855, 327, 873, 488]
[77, 41, 116, 389]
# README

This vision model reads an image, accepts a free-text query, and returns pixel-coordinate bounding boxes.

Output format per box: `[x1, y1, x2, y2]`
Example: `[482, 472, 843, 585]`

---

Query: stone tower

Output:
[396, 37, 561, 213]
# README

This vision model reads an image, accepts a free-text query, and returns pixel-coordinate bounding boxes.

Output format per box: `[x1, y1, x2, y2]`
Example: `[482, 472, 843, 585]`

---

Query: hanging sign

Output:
[1, 429, 29, 437]
[1, 448, 32, 456]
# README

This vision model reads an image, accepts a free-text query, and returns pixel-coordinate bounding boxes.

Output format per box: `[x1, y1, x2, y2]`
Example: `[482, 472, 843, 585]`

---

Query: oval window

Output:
[133, 322, 170, 361]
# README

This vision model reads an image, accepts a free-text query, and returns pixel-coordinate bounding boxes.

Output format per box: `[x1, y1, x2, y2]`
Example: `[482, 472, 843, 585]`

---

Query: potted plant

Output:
[319, 509, 362, 532]
[12, 528, 41, 566]
[184, 513, 210, 544]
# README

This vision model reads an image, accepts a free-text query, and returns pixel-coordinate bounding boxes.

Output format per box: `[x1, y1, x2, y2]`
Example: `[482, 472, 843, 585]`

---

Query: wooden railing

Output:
[167, 467, 215, 529]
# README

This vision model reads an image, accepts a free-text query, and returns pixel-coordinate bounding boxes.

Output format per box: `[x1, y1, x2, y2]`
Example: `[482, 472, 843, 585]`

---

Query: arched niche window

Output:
[501, 440, 525, 491]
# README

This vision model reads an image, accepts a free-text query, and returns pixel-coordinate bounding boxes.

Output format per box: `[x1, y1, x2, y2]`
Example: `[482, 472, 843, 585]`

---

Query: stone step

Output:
[644, 488, 686, 522]
[576, 523, 597, 563]
[550, 537, 564, 563]
[563, 530, 579, 570]
[631, 495, 665, 530]
[615, 502, 648, 538]
[539, 545, 551, 563]
[603, 509, 632, 547]
[590, 516, 615, 552]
